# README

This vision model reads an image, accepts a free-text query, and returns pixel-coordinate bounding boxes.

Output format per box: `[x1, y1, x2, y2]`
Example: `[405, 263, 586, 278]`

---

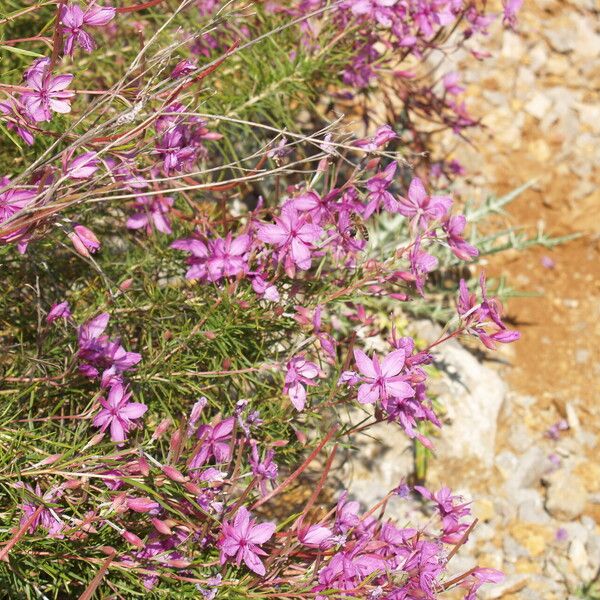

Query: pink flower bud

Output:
[137, 455, 150, 477]
[69, 225, 100, 257]
[126, 497, 160, 514]
[183, 481, 202, 495]
[152, 418, 171, 440]
[162, 465, 187, 483]
[38, 453, 63, 465]
[119, 278, 133, 292]
[122, 530, 145, 548]
[151, 517, 172, 535]
[46, 301, 71, 323]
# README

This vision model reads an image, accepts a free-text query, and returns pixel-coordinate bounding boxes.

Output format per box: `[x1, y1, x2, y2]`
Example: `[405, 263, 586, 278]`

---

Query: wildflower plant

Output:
[0, 0, 531, 597]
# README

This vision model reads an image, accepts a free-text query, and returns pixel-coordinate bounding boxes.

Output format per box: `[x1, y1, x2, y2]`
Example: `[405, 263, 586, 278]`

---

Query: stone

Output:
[496, 450, 519, 480]
[516, 489, 551, 524]
[411, 321, 506, 468]
[545, 470, 588, 520]
[473, 498, 495, 522]
[506, 446, 552, 490]
[569, 538, 589, 572]
[586, 534, 600, 568]
[524, 93, 552, 120]
[336, 418, 414, 510]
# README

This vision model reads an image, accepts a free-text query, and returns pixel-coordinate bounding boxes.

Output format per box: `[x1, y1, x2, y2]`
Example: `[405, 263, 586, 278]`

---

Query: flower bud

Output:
[162, 465, 187, 483]
[151, 517, 172, 535]
[122, 530, 145, 548]
[69, 225, 100, 257]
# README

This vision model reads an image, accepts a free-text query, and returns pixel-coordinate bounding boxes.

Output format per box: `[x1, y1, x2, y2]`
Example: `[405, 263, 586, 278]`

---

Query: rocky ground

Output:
[343, 1, 600, 598]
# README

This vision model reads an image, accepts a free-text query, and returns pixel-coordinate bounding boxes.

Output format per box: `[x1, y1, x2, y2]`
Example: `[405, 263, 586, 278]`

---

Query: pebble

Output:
[569, 538, 590, 577]
[545, 470, 588, 520]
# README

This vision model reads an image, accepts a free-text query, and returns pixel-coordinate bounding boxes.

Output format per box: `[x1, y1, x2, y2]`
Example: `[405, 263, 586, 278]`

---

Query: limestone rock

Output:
[545, 470, 588, 520]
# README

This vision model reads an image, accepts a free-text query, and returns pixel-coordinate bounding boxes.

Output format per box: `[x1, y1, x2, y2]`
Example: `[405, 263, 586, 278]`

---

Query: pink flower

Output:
[218, 506, 275, 575]
[189, 417, 235, 469]
[205, 233, 251, 281]
[69, 224, 100, 257]
[351, 348, 414, 405]
[442, 72, 464, 95]
[60, 2, 116, 56]
[364, 162, 399, 218]
[47, 301, 71, 323]
[284, 355, 319, 411]
[258, 204, 323, 274]
[354, 125, 397, 151]
[397, 178, 452, 230]
[172, 233, 251, 282]
[409, 240, 438, 295]
[503, 0, 523, 28]
[92, 383, 148, 443]
[171, 59, 197, 79]
[0, 98, 35, 145]
[443, 214, 478, 261]
[298, 524, 334, 549]
[66, 152, 99, 179]
[251, 275, 279, 302]
[19, 484, 64, 538]
[127, 196, 174, 235]
[0, 176, 36, 244]
[21, 64, 74, 123]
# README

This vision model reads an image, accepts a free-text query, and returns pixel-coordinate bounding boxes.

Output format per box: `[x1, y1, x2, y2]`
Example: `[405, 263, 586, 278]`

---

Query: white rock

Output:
[336, 418, 414, 509]
[545, 470, 588, 520]
[411, 321, 506, 468]
[524, 93, 552, 120]
[569, 538, 590, 577]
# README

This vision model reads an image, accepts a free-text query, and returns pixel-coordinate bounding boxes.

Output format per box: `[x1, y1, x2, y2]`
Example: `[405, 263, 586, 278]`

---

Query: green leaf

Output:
[0, 45, 45, 58]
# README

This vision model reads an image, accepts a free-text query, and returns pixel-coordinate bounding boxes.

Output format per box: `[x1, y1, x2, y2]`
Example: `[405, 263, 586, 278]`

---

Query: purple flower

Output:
[189, 417, 235, 469]
[92, 383, 147, 442]
[354, 125, 397, 151]
[408, 240, 438, 295]
[462, 567, 504, 600]
[171, 59, 197, 79]
[258, 204, 323, 274]
[249, 440, 278, 495]
[0, 176, 36, 244]
[155, 128, 196, 173]
[0, 98, 35, 145]
[298, 524, 334, 549]
[503, 0, 523, 28]
[47, 301, 71, 323]
[415, 486, 470, 543]
[442, 72, 464, 95]
[206, 233, 251, 281]
[397, 177, 452, 230]
[363, 162, 399, 218]
[60, 2, 116, 56]
[218, 506, 275, 575]
[19, 484, 64, 538]
[251, 275, 279, 302]
[284, 355, 319, 411]
[443, 214, 478, 261]
[172, 233, 251, 282]
[457, 275, 520, 349]
[127, 196, 174, 235]
[66, 152, 100, 179]
[21, 64, 75, 123]
[350, 348, 414, 405]
[69, 224, 101, 257]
